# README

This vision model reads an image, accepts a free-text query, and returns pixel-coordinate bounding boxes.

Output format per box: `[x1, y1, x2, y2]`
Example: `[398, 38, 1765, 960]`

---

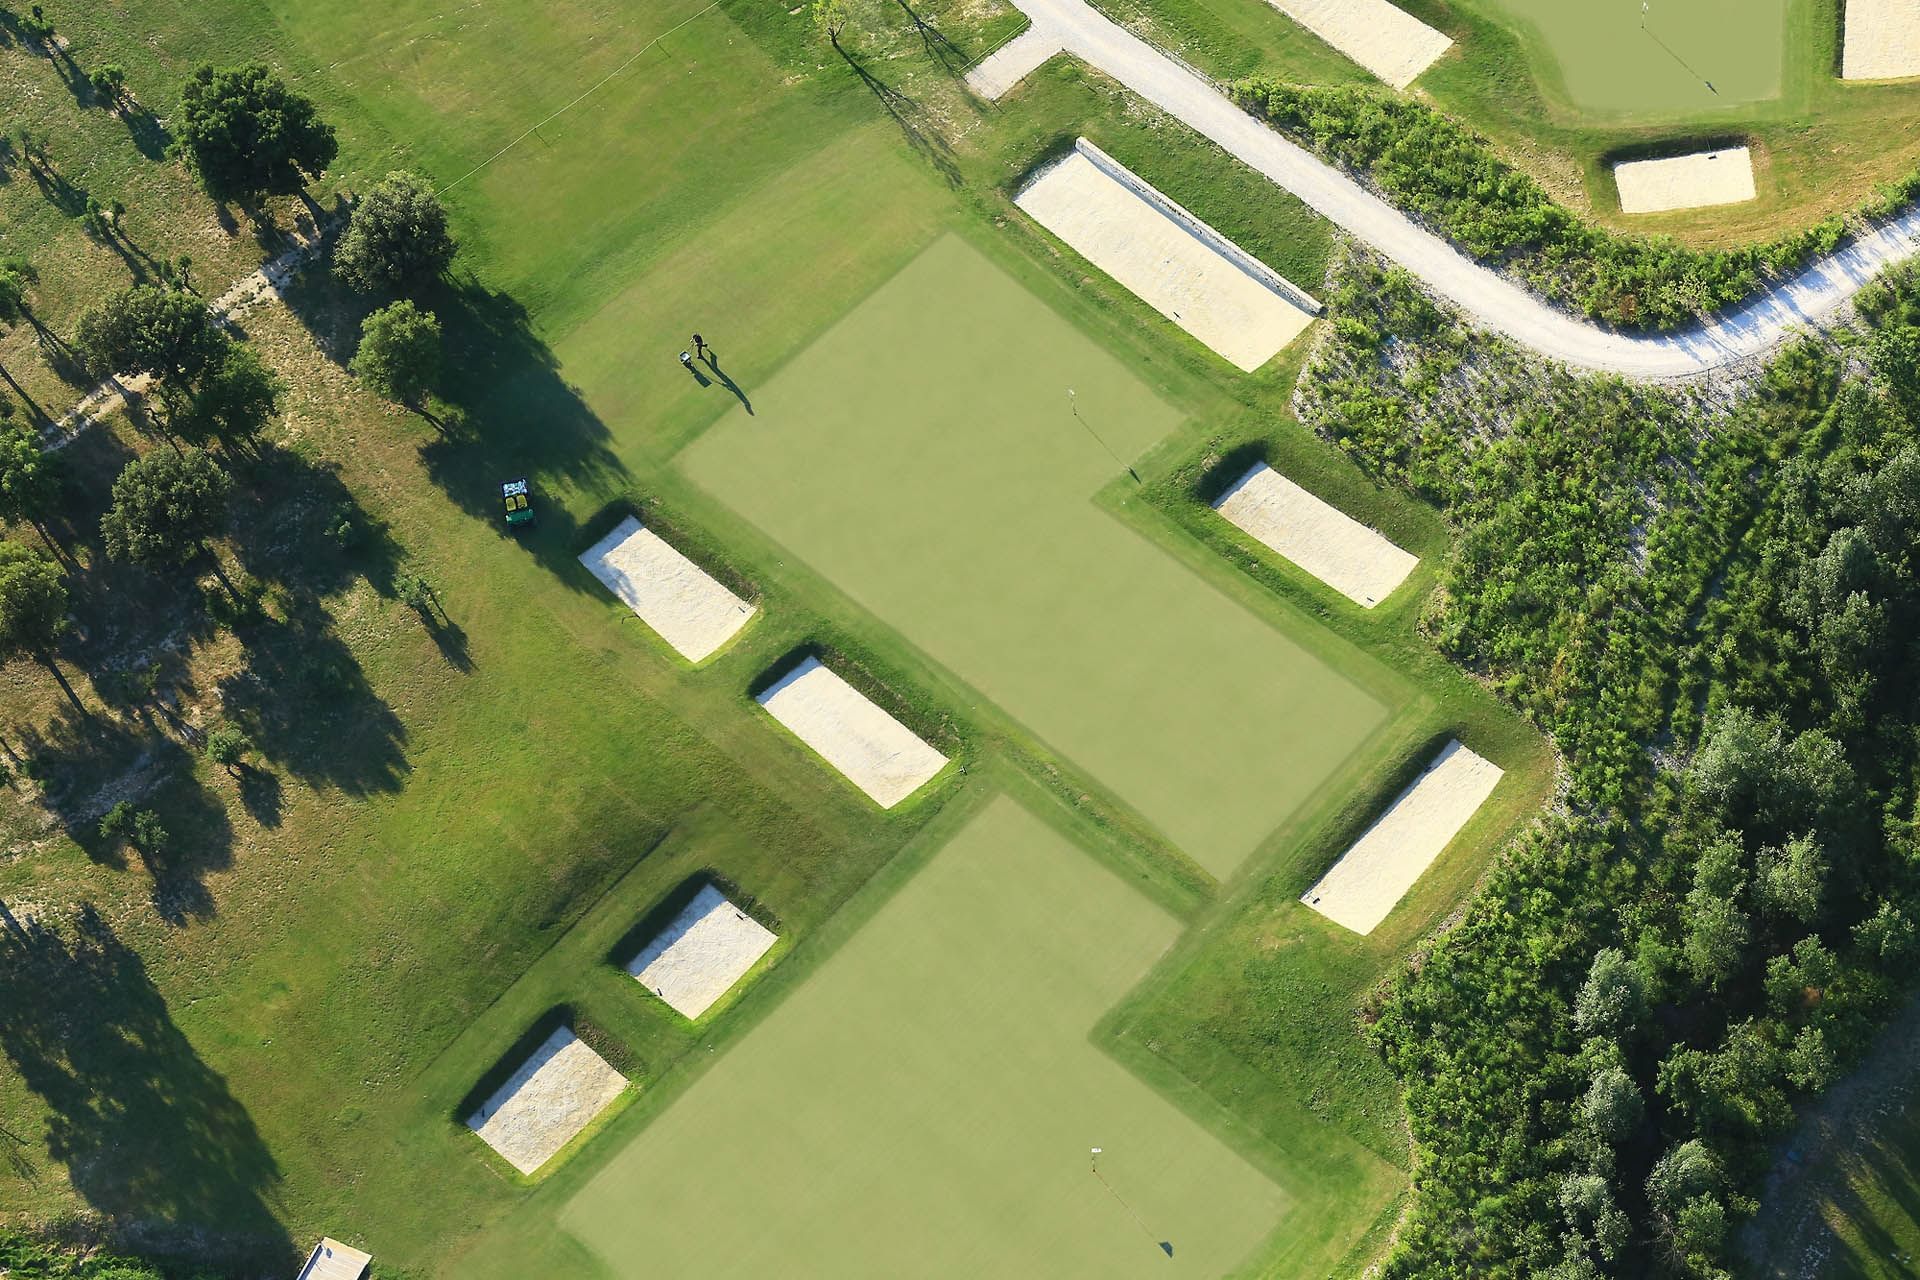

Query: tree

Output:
[0, 419, 62, 532]
[0, 540, 78, 709]
[204, 725, 252, 774]
[350, 301, 442, 416]
[334, 171, 456, 292]
[813, 0, 848, 45]
[1646, 1140, 1721, 1220]
[1579, 1064, 1644, 1142]
[175, 343, 282, 447]
[100, 448, 232, 570]
[1573, 947, 1649, 1038]
[1754, 833, 1827, 924]
[74, 286, 227, 387]
[1683, 835, 1750, 988]
[89, 64, 128, 108]
[176, 63, 337, 200]
[0, 257, 29, 326]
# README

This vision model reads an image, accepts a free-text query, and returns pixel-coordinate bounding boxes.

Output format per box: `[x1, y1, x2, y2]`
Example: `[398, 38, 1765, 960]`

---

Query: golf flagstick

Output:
[1091, 1148, 1174, 1258]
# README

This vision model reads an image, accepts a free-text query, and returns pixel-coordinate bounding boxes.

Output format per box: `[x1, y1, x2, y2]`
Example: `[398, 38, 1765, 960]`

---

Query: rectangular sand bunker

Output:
[966, 24, 1064, 98]
[467, 1027, 629, 1175]
[1015, 139, 1320, 372]
[628, 885, 777, 1019]
[1614, 148, 1756, 215]
[1301, 740, 1503, 935]
[756, 656, 948, 808]
[580, 515, 756, 662]
[1268, 0, 1452, 89]
[1213, 462, 1417, 607]
[1843, 0, 1920, 80]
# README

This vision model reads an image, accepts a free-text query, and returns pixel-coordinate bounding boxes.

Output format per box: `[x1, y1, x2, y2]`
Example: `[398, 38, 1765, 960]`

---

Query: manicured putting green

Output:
[560, 795, 1291, 1276]
[680, 235, 1387, 875]
[1476, 0, 1784, 113]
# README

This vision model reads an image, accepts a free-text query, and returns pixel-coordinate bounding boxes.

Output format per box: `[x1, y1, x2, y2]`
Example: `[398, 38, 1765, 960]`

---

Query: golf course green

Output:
[680, 235, 1391, 877]
[1473, 0, 1786, 113]
[561, 794, 1290, 1276]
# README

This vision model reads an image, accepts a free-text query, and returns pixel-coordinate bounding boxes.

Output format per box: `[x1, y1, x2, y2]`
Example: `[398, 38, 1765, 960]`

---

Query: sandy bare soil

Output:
[1266, 0, 1452, 89]
[1212, 461, 1417, 606]
[1614, 148, 1756, 215]
[627, 885, 778, 1019]
[1016, 140, 1319, 370]
[966, 24, 1064, 97]
[579, 516, 756, 663]
[466, 1027, 628, 1175]
[1843, 0, 1920, 79]
[755, 657, 948, 809]
[1300, 740, 1504, 935]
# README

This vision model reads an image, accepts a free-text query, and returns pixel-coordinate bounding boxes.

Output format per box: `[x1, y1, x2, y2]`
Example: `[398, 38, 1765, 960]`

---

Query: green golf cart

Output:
[501, 478, 535, 530]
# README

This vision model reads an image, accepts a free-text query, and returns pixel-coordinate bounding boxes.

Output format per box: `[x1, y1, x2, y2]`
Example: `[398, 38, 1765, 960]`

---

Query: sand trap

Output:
[466, 1027, 628, 1175]
[1213, 462, 1417, 606]
[1301, 740, 1503, 935]
[1843, 0, 1920, 79]
[1268, 0, 1451, 89]
[1016, 139, 1320, 371]
[756, 656, 948, 808]
[966, 24, 1065, 97]
[627, 885, 778, 1019]
[1614, 148, 1757, 215]
[579, 516, 756, 662]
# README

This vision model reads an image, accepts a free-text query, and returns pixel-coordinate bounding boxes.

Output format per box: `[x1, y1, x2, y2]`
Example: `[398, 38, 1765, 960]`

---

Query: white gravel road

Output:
[976, 0, 1920, 380]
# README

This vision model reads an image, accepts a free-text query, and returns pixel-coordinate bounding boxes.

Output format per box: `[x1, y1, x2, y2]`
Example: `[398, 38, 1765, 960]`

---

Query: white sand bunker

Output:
[1015, 139, 1320, 372]
[580, 515, 756, 662]
[756, 656, 948, 809]
[1614, 148, 1757, 215]
[627, 885, 778, 1019]
[1301, 740, 1503, 936]
[1213, 462, 1417, 607]
[966, 23, 1065, 98]
[1268, 0, 1451, 89]
[1843, 0, 1920, 80]
[466, 1027, 628, 1175]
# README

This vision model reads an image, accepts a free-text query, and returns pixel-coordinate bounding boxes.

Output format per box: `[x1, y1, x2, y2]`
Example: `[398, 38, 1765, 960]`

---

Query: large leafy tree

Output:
[176, 63, 338, 200]
[0, 420, 61, 532]
[74, 286, 227, 386]
[0, 539, 78, 708]
[350, 300, 442, 415]
[334, 171, 456, 292]
[175, 344, 283, 448]
[100, 448, 232, 569]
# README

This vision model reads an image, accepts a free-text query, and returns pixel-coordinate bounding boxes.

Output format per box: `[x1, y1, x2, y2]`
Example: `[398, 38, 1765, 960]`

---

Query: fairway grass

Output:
[561, 795, 1290, 1277]
[680, 235, 1391, 877]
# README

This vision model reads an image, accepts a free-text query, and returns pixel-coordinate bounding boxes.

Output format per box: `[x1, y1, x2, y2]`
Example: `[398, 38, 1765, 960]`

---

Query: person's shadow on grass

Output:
[705, 351, 752, 415]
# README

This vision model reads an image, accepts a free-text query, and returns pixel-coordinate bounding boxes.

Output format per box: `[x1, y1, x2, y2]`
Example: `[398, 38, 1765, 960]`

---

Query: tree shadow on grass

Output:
[218, 587, 409, 799]
[836, 47, 961, 188]
[280, 267, 636, 600]
[0, 905, 294, 1272]
[14, 710, 233, 925]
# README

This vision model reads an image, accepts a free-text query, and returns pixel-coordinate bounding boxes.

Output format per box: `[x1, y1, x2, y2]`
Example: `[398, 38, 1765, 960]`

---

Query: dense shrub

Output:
[1234, 80, 1853, 330]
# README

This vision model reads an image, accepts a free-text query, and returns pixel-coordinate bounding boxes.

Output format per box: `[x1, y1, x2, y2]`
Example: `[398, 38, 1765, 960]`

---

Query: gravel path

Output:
[975, 0, 1920, 380]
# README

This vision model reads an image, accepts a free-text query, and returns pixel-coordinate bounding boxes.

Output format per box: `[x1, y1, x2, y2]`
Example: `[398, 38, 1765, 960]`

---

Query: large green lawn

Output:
[0, 0, 1550, 1272]
[562, 794, 1289, 1277]
[679, 235, 1393, 878]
